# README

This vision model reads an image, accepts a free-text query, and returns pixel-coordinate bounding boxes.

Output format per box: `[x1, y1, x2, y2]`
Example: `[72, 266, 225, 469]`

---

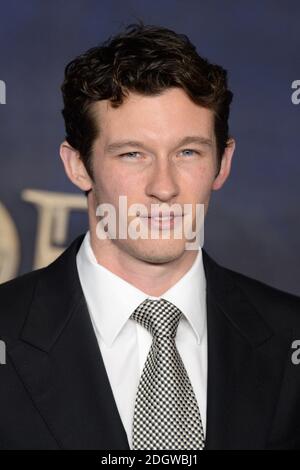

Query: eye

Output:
[119, 151, 142, 159]
[179, 149, 200, 157]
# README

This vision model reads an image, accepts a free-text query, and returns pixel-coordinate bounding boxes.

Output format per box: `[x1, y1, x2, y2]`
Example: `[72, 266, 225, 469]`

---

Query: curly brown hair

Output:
[61, 21, 233, 196]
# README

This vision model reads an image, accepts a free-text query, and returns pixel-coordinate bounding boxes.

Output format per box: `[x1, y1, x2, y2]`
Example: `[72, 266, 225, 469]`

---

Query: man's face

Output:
[88, 87, 233, 264]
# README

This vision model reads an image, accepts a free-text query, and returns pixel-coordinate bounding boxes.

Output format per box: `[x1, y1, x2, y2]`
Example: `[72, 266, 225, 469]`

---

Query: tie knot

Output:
[130, 298, 182, 339]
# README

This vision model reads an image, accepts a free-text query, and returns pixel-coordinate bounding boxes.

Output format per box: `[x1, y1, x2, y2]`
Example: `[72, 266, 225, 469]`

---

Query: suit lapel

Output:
[9, 234, 130, 450]
[202, 250, 291, 449]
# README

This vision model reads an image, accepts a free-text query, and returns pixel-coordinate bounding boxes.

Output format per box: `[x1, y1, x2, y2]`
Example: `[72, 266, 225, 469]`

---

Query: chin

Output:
[124, 239, 187, 265]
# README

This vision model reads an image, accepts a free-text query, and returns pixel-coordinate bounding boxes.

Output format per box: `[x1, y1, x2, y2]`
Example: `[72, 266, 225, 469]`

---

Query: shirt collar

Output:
[76, 231, 206, 348]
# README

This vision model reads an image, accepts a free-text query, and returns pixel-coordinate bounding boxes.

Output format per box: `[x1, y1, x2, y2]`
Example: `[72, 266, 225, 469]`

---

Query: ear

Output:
[59, 141, 93, 192]
[212, 137, 235, 191]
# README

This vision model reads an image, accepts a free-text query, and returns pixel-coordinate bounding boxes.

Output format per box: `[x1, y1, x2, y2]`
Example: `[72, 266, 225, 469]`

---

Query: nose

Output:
[144, 159, 180, 203]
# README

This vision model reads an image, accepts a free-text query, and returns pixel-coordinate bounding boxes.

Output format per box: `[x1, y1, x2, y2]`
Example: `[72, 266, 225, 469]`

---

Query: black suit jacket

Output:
[0, 233, 300, 450]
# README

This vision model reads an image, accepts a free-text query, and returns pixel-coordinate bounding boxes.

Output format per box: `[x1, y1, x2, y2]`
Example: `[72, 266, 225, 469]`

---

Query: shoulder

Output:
[225, 265, 300, 330]
[202, 248, 300, 332]
[0, 233, 85, 341]
[0, 268, 44, 340]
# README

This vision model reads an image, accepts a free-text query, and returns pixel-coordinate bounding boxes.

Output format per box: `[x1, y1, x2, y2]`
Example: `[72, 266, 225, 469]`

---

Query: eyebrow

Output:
[104, 135, 213, 154]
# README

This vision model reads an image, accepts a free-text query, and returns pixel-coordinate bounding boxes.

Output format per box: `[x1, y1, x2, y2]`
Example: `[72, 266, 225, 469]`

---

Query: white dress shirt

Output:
[76, 230, 207, 449]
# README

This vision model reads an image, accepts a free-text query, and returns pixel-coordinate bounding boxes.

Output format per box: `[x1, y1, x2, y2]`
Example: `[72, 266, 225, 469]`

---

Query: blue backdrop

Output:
[0, 0, 299, 295]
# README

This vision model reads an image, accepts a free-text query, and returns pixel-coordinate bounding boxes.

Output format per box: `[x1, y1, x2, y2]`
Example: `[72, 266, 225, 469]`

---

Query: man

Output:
[1, 22, 300, 450]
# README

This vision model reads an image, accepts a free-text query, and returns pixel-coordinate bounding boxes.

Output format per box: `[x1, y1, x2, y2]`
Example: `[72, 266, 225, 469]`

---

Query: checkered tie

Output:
[130, 298, 205, 450]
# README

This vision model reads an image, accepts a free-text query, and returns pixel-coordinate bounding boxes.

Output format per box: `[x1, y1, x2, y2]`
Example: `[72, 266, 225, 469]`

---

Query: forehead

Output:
[91, 87, 215, 143]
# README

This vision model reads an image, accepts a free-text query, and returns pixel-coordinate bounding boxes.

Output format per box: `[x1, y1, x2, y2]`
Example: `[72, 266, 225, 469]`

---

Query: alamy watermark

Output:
[0, 80, 6, 104]
[0, 340, 6, 365]
[291, 80, 300, 105]
[291, 340, 300, 365]
[95, 197, 204, 250]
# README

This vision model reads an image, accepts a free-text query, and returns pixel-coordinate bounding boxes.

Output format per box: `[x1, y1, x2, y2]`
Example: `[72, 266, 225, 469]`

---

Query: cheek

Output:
[94, 165, 138, 202]
[184, 165, 216, 198]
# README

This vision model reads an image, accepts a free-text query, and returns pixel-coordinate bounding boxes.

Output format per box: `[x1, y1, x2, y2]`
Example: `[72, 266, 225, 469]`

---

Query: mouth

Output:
[139, 213, 183, 230]
[138, 210, 184, 218]
[147, 215, 176, 220]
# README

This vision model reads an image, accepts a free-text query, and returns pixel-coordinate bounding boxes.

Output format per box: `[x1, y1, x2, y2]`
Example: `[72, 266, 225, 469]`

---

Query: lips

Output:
[138, 213, 184, 231]
[139, 211, 183, 218]
[150, 215, 175, 220]
[148, 215, 179, 220]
